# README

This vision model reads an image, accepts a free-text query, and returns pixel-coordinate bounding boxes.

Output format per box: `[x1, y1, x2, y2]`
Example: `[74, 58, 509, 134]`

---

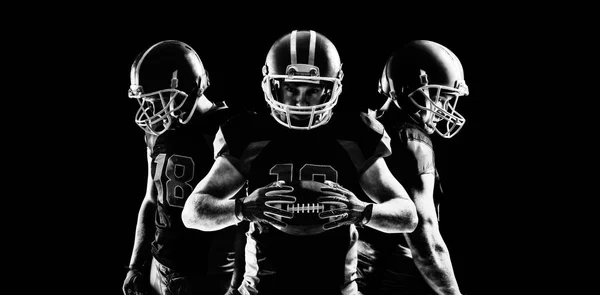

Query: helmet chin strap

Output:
[408, 112, 422, 125]
[373, 96, 393, 118]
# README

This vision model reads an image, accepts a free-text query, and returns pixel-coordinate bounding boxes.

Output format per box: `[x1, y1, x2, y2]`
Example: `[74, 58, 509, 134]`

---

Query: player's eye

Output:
[309, 88, 322, 95]
[284, 85, 298, 94]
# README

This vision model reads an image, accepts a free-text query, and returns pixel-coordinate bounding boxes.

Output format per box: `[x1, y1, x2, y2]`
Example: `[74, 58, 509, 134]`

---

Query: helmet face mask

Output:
[402, 84, 466, 138]
[262, 75, 341, 130]
[262, 30, 343, 130]
[129, 87, 189, 135]
[379, 40, 469, 138]
[129, 40, 209, 136]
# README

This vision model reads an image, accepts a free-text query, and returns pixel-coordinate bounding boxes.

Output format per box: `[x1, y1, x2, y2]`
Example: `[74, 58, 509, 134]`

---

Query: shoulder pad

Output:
[144, 133, 157, 151]
[359, 111, 385, 135]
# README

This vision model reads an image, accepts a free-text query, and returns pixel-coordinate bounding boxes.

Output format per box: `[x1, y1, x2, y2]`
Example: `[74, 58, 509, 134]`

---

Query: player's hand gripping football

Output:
[318, 181, 374, 230]
[122, 268, 149, 295]
[235, 180, 296, 229]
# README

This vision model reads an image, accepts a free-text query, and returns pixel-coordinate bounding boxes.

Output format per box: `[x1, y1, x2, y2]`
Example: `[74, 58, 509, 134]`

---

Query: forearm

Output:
[128, 202, 155, 270]
[230, 221, 249, 288]
[182, 193, 239, 231]
[366, 198, 417, 234]
[415, 249, 461, 294]
[408, 230, 461, 295]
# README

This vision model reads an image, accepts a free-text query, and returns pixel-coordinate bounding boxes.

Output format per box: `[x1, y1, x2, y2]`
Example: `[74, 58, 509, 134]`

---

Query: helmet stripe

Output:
[290, 30, 298, 64]
[131, 42, 161, 85]
[308, 30, 316, 65]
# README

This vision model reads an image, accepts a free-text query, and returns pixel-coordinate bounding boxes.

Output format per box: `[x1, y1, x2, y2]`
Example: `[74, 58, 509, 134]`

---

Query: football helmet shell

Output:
[262, 30, 344, 130]
[378, 40, 469, 138]
[128, 40, 210, 135]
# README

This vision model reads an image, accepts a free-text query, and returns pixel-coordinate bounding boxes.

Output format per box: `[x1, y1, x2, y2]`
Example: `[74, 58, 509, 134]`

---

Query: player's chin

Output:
[290, 116, 311, 126]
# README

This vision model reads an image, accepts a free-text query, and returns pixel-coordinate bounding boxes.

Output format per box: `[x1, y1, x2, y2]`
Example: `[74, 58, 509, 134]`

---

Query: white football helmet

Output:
[262, 30, 344, 130]
[128, 40, 210, 135]
[378, 40, 469, 138]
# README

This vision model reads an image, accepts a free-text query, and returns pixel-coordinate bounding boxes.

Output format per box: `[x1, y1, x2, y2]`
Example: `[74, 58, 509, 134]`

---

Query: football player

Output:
[182, 30, 418, 295]
[123, 40, 243, 295]
[358, 40, 468, 295]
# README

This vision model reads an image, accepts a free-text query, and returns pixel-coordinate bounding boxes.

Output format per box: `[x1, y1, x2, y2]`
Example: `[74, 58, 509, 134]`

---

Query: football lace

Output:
[284, 203, 325, 213]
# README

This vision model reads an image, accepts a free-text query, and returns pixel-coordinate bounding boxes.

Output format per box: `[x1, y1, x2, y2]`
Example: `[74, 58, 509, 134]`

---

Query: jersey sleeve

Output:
[333, 112, 392, 176]
[212, 111, 263, 177]
[405, 126, 435, 175]
[387, 124, 436, 180]
[213, 123, 244, 174]
[356, 112, 392, 175]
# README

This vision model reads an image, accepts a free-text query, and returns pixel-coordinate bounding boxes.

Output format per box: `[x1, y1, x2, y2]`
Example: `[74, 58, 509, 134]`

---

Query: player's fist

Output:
[235, 180, 296, 229]
[318, 181, 373, 230]
[122, 269, 149, 295]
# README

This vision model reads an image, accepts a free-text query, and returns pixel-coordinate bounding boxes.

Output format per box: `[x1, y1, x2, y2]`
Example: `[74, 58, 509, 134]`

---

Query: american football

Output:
[271, 180, 346, 236]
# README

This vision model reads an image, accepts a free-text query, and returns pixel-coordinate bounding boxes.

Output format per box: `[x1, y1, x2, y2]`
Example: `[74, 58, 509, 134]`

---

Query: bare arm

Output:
[182, 156, 246, 231]
[404, 173, 462, 295]
[360, 157, 418, 234]
[230, 220, 249, 290]
[127, 148, 157, 271]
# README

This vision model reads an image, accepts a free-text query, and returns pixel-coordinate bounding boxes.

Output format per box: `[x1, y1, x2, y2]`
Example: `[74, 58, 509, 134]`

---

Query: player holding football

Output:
[358, 40, 468, 295]
[122, 40, 243, 295]
[182, 30, 417, 295]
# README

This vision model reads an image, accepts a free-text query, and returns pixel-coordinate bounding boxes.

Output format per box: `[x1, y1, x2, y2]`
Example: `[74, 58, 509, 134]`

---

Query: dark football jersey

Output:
[214, 111, 391, 295]
[357, 118, 438, 294]
[147, 108, 238, 273]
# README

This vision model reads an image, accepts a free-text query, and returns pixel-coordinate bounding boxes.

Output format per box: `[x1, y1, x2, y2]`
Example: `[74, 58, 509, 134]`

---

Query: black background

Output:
[38, 7, 548, 294]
